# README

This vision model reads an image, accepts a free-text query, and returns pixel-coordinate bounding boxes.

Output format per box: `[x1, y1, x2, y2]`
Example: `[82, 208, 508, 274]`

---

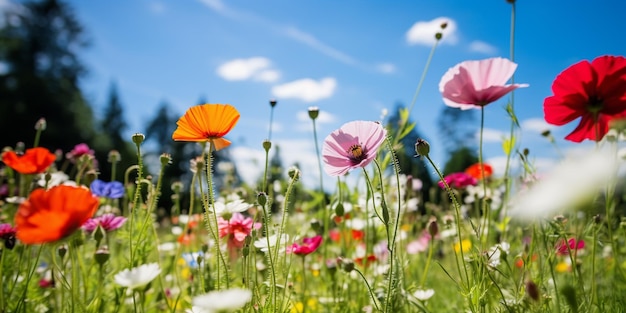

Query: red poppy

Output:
[15, 185, 99, 244]
[288, 235, 323, 256]
[544, 55, 626, 142]
[172, 104, 240, 151]
[465, 163, 493, 180]
[2, 147, 56, 174]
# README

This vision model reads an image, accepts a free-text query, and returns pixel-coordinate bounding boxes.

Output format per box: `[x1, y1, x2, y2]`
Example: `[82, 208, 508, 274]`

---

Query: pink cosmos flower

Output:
[218, 213, 258, 248]
[82, 214, 127, 233]
[439, 57, 529, 110]
[288, 235, 323, 256]
[66, 143, 95, 161]
[556, 238, 585, 255]
[438, 172, 478, 189]
[322, 121, 387, 176]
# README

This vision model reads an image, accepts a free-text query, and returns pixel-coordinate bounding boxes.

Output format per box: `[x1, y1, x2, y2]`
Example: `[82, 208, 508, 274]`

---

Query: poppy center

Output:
[587, 95, 603, 114]
[347, 144, 365, 161]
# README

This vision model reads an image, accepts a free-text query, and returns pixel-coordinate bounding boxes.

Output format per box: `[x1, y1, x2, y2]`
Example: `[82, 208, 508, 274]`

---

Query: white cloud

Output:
[198, 0, 225, 12]
[272, 77, 337, 102]
[216, 57, 280, 83]
[478, 128, 506, 143]
[406, 17, 458, 46]
[376, 63, 396, 74]
[468, 40, 497, 54]
[521, 118, 553, 134]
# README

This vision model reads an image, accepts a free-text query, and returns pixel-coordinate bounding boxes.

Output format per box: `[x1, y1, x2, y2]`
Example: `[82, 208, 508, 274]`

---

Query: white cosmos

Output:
[188, 288, 252, 313]
[413, 288, 435, 301]
[509, 150, 619, 220]
[254, 234, 289, 253]
[114, 263, 161, 290]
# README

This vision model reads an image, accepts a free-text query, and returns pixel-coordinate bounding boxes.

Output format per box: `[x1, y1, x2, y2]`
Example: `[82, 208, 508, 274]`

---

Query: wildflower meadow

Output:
[2, 1, 626, 313]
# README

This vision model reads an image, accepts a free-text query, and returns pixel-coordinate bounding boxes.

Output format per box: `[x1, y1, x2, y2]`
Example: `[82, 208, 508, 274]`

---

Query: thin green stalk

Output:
[406, 39, 440, 117]
[354, 267, 382, 312]
[311, 116, 328, 262]
[0, 244, 5, 311]
[129, 139, 145, 266]
[15, 244, 44, 311]
[260, 199, 277, 312]
[204, 143, 230, 289]
[499, 0, 517, 222]
[590, 224, 598, 307]
[478, 106, 490, 247]
[301, 256, 307, 313]
[419, 236, 435, 287]
[424, 155, 469, 289]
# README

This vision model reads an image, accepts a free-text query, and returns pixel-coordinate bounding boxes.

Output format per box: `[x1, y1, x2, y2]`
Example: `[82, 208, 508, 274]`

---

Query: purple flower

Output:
[0, 223, 16, 249]
[438, 172, 477, 189]
[322, 121, 387, 176]
[90, 179, 125, 199]
[82, 214, 127, 233]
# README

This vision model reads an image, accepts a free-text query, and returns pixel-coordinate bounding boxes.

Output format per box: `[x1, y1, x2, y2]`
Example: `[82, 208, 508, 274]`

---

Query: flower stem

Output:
[311, 116, 328, 261]
[354, 268, 382, 312]
[478, 106, 490, 247]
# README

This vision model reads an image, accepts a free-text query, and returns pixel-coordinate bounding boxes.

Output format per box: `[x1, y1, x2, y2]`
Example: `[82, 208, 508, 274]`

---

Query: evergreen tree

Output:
[0, 0, 96, 151]
[93, 81, 135, 181]
[437, 106, 478, 174]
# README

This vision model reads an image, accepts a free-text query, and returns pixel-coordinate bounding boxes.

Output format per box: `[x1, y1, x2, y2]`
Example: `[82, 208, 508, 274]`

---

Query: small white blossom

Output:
[189, 288, 252, 313]
[114, 263, 161, 290]
[413, 288, 435, 301]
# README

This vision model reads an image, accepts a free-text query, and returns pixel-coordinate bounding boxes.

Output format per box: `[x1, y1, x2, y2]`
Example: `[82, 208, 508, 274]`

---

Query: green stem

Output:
[301, 256, 307, 313]
[129, 140, 144, 266]
[419, 236, 435, 287]
[424, 155, 469, 289]
[311, 117, 328, 261]
[478, 106, 490, 247]
[354, 268, 382, 312]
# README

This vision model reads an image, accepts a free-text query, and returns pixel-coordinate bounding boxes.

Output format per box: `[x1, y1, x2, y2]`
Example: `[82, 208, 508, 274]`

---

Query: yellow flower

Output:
[555, 261, 571, 273]
[454, 239, 472, 253]
[290, 299, 317, 313]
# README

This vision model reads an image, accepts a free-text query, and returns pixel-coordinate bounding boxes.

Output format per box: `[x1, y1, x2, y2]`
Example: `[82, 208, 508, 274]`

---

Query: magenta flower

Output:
[288, 235, 323, 256]
[0, 223, 16, 249]
[66, 143, 95, 161]
[556, 238, 585, 255]
[218, 212, 257, 248]
[322, 121, 387, 176]
[439, 57, 529, 110]
[82, 214, 127, 233]
[437, 172, 478, 189]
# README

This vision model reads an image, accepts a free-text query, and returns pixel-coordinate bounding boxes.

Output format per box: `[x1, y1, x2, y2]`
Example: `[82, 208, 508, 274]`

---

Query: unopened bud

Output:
[160, 153, 172, 166]
[108, 150, 121, 163]
[269, 99, 277, 107]
[308, 106, 320, 120]
[338, 257, 354, 273]
[414, 139, 430, 157]
[435, 32, 443, 40]
[263, 140, 272, 152]
[58, 244, 68, 259]
[427, 217, 438, 237]
[257, 192, 268, 206]
[440, 22, 448, 29]
[335, 203, 345, 217]
[541, 130, 551, 138]
[525, 280, 540, 301]
[34, 118, 47, 131]
[94, 246, 110, 265]
[132, 133, 145, 145]
[171, 181, 183, 193]
[288, 166, 300, 180]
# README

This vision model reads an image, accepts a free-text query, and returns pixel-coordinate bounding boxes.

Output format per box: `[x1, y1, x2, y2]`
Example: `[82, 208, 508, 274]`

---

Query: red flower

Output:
[15, 185, 99, 244]
[289, 235, 323, 256]
[438, 172, 477, 189]
[2, 147, 56, 174]
[556, 238, 585, 255]
[544, 55, 626, 142]
[465, 163, 493, 180]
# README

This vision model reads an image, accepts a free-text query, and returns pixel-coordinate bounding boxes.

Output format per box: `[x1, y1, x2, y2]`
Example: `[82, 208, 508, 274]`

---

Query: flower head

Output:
[90, 179, 125, 199]
[288, 235, 323, 256]
[439, 57, 528, 109]
[464, 163, 493, 180]
[2, 147, 56, 174]
[114, 263, 161, 290]
[544, 55, 626, 142]
[217, 212, 257, 248]
[172, 104, 240, 151]
[82, 213, 127, 233]
[0, 223, 16, 249]
[190, 288, 252, 313]
[66, 143, 94, 161]
[438, 172, 477, 189]
[15, 185, 99, 244]
[322, 121, 387, 176]
[556, 238, 585, 256]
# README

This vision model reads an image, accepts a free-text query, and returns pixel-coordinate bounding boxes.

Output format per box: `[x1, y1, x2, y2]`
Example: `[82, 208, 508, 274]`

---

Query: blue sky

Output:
[36, 0, 626, 186]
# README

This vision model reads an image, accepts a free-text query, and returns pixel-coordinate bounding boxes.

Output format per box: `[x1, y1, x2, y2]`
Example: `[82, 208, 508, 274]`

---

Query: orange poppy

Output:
[465, 163, 493, 180]
[2, 147, 56, 174]
[172, 104, 240, 151]
[15, 185, 99, 244]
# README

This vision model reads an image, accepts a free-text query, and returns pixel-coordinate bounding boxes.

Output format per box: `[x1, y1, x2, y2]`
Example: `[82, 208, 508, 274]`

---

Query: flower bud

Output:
[108, 150, 121, 163]
[94, 246, 110, 265]
[435, 32, 443, 40]
[427, 217, 438, 237]
[58, 244, 68, 259]
[257, 192, 268, 206]
[160, 153, 172, 166]
[440, 22, 448, 29]
[288, 166, 300, 180]
[269, 99, 277, 108]
[132, 133, 145, 145]
[201, 243, 209, 254]
[94, 225, 106, 246]
[308, 106, 320, 120]
[171, 181, 183, 193]
[263, 140, 272, 152]
[414, 138, 430, 157]
[34, 118, 47, 131]
[526, 280, 539, 301]
[335, 202, 345, 217]
[338, 257, 354, 273]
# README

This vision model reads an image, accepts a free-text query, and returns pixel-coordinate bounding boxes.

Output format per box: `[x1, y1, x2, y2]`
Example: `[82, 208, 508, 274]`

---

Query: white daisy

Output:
[114, 263, 161, 290]
[413, 288, 435, 301]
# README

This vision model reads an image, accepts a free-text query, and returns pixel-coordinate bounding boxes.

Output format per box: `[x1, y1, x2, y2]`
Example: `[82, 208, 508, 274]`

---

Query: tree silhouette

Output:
[0, 0, 95, 151]
[437, 106, 478, 174]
